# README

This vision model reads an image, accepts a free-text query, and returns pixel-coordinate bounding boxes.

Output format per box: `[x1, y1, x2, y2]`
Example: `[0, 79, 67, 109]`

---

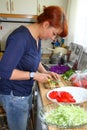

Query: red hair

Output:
[37, 6, 68, 37]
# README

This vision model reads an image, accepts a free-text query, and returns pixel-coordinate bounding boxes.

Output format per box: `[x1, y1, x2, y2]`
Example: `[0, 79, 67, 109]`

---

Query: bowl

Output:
[39, 103, 87, 129]
[47, 87, 87, 104]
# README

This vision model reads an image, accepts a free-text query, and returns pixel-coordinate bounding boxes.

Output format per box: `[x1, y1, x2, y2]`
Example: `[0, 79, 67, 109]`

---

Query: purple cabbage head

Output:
[49, 64, 70, 74]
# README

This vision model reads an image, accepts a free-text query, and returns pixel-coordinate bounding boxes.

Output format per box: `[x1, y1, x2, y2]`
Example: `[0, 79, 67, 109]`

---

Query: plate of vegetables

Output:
[47, 87, 87, 104]
[39, 103, 87, 128]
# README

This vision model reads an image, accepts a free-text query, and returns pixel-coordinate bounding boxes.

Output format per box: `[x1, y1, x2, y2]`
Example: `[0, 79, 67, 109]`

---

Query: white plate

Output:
[47, 86, 87, 104]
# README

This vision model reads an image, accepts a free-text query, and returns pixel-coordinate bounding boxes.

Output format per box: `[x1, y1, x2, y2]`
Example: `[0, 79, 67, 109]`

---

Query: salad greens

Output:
[44, 104, 87, 127]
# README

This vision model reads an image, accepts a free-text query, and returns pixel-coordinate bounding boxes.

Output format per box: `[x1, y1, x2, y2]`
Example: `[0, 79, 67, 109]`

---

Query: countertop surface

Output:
[38, 77, 87, 130]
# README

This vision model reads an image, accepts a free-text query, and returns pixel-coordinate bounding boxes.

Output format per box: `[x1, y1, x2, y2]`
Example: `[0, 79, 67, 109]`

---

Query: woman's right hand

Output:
[34, 72, 52, 83]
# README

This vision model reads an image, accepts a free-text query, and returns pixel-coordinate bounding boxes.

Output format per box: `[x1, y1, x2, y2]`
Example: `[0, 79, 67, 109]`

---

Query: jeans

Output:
[0, 91, 32, 130]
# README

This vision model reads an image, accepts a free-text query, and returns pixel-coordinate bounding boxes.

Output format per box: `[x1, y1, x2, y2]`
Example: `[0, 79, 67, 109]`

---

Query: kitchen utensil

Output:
[50, 52, 67, 64]
[47, 47, 67, 54]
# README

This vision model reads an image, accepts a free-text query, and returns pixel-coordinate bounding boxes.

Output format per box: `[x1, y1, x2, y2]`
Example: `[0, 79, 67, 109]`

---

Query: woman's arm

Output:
[10, 69, 52, 83]
[38, 62, 48, 73]
[10, 69, 30, 80]
[10, 62, 60, 81]
[38, 62, 60, 80]
[10, 62, 50, 80]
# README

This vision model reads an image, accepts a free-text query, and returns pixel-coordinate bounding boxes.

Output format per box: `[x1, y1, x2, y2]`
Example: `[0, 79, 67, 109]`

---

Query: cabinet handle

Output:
[37, 5, 46, 14]
[43, 5, 46, 10]
[11, 0, 14, 11]
[6, 1, 9, 11]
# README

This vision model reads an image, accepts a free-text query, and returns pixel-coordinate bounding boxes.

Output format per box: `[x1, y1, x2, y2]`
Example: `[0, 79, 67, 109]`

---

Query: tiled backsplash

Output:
[0, 22, 52, 53]
[0, 22, 28, 51]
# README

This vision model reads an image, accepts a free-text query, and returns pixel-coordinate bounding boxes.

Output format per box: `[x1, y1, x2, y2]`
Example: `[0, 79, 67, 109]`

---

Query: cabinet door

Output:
[0, 0, 10, 13]
[12, 0, 37, 15]
[38, 0, 68, 14]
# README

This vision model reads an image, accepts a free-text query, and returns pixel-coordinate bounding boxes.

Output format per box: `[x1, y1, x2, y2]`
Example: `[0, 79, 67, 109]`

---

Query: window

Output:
[67, 0, 87, 50]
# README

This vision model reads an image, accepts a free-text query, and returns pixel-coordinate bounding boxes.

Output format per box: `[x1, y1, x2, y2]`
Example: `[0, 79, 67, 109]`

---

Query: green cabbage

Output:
[44, 104, 87, 128]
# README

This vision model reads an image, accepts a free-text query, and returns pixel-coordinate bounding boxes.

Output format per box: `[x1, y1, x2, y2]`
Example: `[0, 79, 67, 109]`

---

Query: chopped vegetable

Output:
[44, 104, 87, 127]
[45, 79, 59, 89]
[62, 69, 75, 80]
[49, 91, 76, 103]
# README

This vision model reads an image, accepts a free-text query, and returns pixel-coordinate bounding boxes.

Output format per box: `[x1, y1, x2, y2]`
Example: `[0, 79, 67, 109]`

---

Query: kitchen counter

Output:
[37, 77, 87, 130]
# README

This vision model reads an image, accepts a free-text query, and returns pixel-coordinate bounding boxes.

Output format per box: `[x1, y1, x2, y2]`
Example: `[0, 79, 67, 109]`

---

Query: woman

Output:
[0, 6, 68, 130]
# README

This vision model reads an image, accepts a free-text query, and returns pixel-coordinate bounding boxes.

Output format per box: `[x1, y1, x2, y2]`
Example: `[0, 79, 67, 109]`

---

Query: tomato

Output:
[49, 91, 76, 103]
[70, 76, 76, 81]
[57, 91, 76, 103]
[49, 91, 58, 99]
[61, 91, 73, 99]
[56, 97, 68, 102]
[68, 98, 76, 103]
[81, 79, 87, 88]
[72, 80, 81, 87]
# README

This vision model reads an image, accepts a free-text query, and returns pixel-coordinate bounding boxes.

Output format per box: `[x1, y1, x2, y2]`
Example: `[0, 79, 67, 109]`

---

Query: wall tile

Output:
[0, 22, 52, 53]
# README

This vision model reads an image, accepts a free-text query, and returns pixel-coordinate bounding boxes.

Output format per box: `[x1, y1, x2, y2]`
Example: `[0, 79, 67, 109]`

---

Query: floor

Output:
[0, 115, 8, 130]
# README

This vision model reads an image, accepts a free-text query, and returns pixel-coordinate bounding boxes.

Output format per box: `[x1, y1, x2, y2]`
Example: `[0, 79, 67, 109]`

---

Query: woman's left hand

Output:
[47, 71, 60, 80]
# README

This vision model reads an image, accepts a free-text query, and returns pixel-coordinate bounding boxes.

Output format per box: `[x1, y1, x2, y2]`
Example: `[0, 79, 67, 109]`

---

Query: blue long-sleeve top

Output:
[0, 25, 41, 96]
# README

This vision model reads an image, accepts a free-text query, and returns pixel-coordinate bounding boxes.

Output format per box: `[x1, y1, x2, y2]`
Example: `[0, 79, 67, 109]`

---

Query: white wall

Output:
[66, 0, 87, 51]
[66, 0, 78, 45]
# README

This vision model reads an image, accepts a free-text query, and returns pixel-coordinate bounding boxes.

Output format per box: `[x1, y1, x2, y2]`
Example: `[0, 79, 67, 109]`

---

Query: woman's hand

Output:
[34, 72, 53, 83]
[47, 71, 60, 80]
[38, 63, 60, 81]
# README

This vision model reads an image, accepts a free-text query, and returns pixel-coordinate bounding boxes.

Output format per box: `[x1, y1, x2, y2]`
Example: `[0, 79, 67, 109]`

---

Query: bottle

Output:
[72, 60, 78, 70]
[67, 50, 71, 62]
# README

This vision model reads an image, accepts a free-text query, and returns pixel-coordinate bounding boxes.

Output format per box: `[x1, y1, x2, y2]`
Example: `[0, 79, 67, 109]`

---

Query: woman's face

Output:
[39, 21, 62, 41]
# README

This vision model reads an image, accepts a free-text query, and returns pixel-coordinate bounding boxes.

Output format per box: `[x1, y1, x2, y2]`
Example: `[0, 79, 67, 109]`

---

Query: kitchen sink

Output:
[42, 63, 57, 71]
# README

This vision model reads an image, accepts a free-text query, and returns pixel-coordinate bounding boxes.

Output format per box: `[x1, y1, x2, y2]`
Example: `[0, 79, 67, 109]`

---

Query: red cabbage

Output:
[49, 64, 70, 74]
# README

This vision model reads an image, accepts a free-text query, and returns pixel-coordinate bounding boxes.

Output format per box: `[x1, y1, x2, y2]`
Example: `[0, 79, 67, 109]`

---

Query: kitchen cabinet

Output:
[0, 0, 68, 16]
[37, 0, 68, 14]
[0, 0, 37, 15]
